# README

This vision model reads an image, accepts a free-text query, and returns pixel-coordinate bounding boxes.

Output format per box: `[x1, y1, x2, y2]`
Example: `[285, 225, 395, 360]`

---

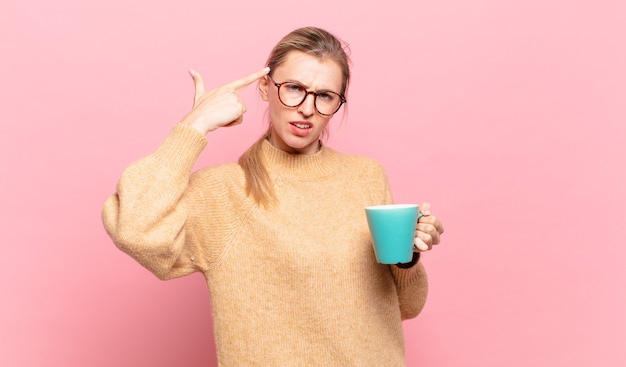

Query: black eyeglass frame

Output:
[268, 76, 346, 116]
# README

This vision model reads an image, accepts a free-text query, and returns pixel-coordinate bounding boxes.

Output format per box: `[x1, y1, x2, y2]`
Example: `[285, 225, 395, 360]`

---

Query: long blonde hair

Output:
[238, 27, 351, 208]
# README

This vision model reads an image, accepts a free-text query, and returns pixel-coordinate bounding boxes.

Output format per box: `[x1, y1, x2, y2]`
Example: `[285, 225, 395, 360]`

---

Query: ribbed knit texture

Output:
[102, 123, 428, 366]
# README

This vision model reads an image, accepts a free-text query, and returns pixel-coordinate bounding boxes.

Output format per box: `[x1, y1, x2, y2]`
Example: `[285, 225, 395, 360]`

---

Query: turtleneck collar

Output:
[261, 139, 340, 180]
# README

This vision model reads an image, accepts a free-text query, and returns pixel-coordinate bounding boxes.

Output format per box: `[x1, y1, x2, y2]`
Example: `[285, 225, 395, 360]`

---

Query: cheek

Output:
[267, 98, 286, 122]
[317, 118, 331, 131]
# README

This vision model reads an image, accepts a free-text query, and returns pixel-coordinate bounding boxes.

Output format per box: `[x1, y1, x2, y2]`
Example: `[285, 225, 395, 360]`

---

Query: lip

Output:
[289, 121, 314, 137]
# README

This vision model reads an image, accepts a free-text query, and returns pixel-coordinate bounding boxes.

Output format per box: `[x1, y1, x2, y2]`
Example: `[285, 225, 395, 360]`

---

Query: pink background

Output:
[1, 0, 625, 366]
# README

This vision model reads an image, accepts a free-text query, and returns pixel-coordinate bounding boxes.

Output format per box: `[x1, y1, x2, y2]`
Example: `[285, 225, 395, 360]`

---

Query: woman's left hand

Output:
[414, 202, 445, 252]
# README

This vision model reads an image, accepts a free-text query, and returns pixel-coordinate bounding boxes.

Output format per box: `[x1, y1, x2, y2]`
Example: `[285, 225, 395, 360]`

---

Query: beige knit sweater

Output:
[102, 124, 428, 366]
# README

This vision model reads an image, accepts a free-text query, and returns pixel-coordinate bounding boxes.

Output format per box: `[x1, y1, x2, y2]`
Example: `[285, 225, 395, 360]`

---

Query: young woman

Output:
[102, 26, 444, 366]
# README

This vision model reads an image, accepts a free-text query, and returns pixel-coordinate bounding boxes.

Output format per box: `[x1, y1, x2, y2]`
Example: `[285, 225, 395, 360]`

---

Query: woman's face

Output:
[259, 51, 344, 155]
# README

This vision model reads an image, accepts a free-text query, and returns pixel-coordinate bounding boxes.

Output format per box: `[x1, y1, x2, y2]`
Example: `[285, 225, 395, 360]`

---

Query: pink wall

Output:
[1, 0, 624, 366]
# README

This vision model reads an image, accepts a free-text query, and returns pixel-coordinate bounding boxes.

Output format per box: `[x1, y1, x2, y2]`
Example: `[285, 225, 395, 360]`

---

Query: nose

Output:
[297, 92, 316, 117]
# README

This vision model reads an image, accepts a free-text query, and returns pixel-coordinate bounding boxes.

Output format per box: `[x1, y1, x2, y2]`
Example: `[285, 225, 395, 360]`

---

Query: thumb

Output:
[420, 202, 432, 216]
[188, 68, 205, 103]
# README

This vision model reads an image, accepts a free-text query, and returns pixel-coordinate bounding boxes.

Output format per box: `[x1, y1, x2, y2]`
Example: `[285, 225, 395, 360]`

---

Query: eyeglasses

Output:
[268, 76, 346, 116]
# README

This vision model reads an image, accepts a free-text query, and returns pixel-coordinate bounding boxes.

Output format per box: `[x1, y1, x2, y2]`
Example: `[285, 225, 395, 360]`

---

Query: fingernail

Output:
[263, 67, 270, 73]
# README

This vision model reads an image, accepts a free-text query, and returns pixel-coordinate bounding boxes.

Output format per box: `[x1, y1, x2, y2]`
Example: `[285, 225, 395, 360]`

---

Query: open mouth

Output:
[290, 122, 312, 129]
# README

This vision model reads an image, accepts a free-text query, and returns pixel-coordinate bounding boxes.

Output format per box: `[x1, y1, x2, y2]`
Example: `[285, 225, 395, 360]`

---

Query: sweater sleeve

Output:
[390, 261, 429, 320]
[101, 124, 209, 280]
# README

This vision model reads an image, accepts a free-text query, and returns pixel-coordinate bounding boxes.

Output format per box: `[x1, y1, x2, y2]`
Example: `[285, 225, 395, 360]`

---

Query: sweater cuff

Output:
[395, 252, 420, 269]
[153, 123, 208, 173]
[390, 258, 426, 289]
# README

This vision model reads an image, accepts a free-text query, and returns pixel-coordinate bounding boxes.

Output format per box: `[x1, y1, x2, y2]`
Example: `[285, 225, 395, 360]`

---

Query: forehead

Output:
[273, 51, 343, 91]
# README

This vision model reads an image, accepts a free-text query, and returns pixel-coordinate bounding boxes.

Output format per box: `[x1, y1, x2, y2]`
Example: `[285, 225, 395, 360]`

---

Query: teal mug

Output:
[365, 204, 423, 264]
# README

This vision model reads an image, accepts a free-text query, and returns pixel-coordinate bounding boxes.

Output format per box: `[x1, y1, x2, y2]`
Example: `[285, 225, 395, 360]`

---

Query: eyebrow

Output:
[281, 78, 341, 95]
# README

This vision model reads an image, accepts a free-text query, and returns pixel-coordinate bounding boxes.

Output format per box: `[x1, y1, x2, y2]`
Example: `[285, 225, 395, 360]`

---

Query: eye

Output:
[317, 92, 337, 102]
[284, 83, 305, 93]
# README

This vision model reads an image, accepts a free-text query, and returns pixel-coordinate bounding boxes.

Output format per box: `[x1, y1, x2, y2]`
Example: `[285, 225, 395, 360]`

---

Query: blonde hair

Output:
[238, 27, 351, 208]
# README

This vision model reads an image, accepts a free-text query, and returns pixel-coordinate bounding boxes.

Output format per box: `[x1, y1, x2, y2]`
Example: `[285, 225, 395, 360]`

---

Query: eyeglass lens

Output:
[278, 82, 343, 115]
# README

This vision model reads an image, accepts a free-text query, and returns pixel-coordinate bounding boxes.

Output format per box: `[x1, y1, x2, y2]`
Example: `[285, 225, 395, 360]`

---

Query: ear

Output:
[259, 75, 270, 101]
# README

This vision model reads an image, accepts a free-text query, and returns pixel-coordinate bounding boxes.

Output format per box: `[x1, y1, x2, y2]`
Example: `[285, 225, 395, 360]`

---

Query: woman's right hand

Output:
[182, 67, 270, 135]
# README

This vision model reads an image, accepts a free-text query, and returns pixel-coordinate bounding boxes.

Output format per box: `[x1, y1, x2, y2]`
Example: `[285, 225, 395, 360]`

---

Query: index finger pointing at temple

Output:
[228, 67, 271, 90]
